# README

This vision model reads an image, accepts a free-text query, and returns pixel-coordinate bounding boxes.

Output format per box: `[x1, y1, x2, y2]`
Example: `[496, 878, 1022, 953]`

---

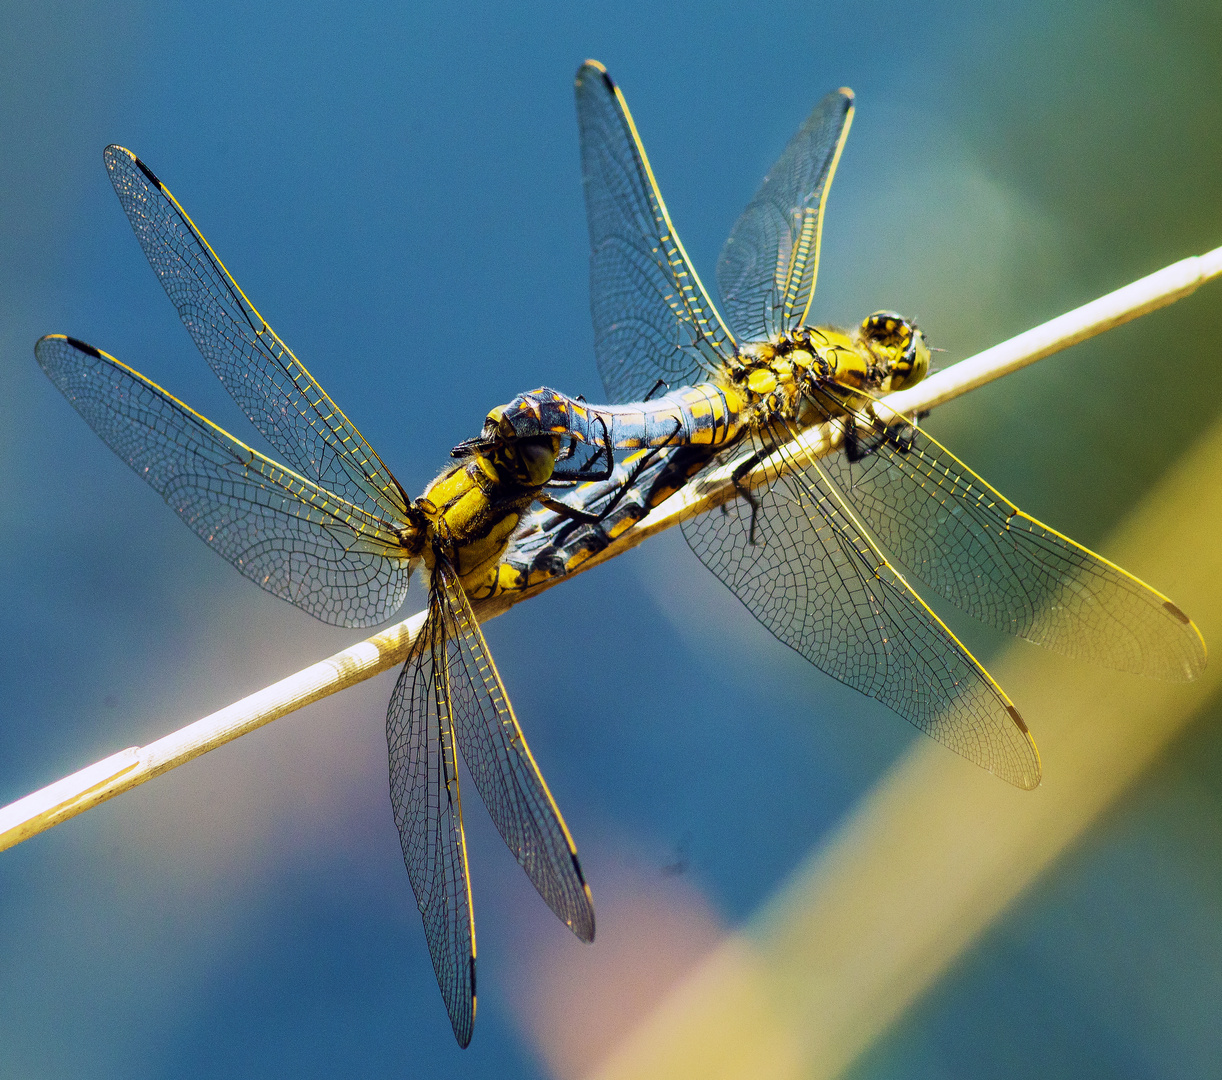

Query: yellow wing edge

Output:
[37, 334, 407, 551]
[577, 60, 737, 356]
[793, 88, 855, 330]
[858, 389, 1208, 678]
[422, 594, 480, 1046]
[105, 146, 410, 512]
[792, 440, 1043, 790]
[442, 562, 596, 935]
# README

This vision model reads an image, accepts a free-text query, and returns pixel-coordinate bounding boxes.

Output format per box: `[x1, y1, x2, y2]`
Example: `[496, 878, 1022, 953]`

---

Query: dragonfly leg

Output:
[845, 413, 922, 463]
[729, 450, 765, 546]
[537, 492, 612, 525]
[590, 417, 682, 519]
[551, 415, 614, 482]
[540, 418, 682, 525]
[555, 431, 582, 466]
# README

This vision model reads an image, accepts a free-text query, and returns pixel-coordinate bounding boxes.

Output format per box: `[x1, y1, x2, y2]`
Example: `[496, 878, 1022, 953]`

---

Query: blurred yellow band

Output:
[585, 411, 1222, 1080]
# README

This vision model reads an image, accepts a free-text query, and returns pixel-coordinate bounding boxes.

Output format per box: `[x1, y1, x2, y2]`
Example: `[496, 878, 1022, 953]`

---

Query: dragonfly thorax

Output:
[721, 313, 929, 432]
[772, 312, 929, 397]
[415, 441, 559, 587]
[727, 342, 808, 422]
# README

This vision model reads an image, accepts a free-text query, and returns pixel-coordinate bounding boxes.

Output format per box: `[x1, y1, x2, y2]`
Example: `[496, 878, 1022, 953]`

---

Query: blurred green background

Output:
[1, 0, 1220, 1076]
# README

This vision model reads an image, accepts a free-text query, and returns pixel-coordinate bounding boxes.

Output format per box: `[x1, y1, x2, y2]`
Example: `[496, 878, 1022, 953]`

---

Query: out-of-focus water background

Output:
[2, 1, 1221, 1076]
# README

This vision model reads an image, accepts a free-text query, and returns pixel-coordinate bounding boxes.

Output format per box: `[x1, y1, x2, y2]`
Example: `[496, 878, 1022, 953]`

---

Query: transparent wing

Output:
[438, 560, 595, 942]
[716, 89, 854, 342]
[386, 593, 477, 1047]
[816, 389, 1206, 681]
[36, 335, 410, 628]
[103, 145, 411, 521]
[681, 428, 1041, 789]
[576, 60, 736, 403]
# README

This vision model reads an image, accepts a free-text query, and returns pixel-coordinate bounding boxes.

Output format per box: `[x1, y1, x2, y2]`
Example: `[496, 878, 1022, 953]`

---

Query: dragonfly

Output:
[34, 146, 610, 1047]
[484, 60, 1207, 790]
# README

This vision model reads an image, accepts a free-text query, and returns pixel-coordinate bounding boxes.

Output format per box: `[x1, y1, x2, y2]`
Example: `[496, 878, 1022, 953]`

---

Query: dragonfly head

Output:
[453, 390, 572, 490]
[451, 416, 560, 490]
[501, 435, 560, 488]
[861, 311, 930, 391]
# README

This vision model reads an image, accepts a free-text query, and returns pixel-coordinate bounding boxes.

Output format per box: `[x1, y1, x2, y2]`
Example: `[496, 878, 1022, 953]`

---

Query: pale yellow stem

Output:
[3, 242, 1220, 854]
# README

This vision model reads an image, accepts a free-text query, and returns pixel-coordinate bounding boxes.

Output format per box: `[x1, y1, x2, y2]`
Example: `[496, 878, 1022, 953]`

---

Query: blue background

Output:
[2, 1, 1221, 1076]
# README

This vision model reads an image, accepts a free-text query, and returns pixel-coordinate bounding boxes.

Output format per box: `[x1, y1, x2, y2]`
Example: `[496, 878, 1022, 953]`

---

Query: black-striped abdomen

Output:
[485, 444, 714, 598]
[489, 384, 746, 452]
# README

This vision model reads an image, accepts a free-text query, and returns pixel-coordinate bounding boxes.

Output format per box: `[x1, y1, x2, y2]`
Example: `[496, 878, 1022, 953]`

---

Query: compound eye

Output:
[892, 329, 931, 391]
[517, 438, 557, 486]
[862, 310, 910, 348]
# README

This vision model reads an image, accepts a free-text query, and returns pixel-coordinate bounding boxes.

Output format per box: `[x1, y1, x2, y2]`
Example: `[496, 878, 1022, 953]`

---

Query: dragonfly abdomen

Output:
[491, 384, 748, 452]
[488, 444, 714, 598]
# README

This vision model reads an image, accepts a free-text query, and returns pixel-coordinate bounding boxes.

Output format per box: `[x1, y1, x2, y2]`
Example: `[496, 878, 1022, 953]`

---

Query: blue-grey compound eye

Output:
[517, 438, 557, 486]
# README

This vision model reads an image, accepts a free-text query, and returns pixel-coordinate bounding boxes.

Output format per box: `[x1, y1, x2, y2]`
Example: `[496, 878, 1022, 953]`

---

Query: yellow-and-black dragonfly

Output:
[34, 147, 600, 1047]
[481, 60, 1206, 790]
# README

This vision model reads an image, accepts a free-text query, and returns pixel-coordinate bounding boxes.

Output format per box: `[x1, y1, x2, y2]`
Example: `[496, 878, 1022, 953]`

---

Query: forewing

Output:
[818, 391, 1206, 681]
[437, 559, 595, 942]
[103, 145, 410, 521]
[386, 597, 477, 1047]
[36, 335, 410, 628]
[681, 431, 1041, 789]
[576, 60, 736, 403]
[716, 90, 854, 341]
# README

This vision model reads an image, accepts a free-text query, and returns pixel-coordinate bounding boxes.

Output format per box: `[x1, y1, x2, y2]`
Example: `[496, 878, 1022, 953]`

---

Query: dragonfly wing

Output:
[36, 335, 410, 628]
[387, 593, 477, 1047]
[681, 431, 1041, 789]
[817, 390, 1206, 681]
[716, 89, 854, 341]
[103, 145, 410, 522]
[576, 60, 736, 403]
[436, 559, 595, 942]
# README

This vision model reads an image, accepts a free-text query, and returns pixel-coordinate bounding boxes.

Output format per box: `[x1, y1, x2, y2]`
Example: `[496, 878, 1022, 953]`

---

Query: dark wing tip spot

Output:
[1006, 704, 1029, 734]
[133, 154, 163, 189]
[1164, 600, 1192, 625]
[576, 59, 612, 87]
[65, 336, 102, 359]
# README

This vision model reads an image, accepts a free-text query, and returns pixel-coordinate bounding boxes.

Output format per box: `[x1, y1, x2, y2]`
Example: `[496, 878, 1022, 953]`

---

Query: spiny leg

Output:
[551, 414, 614, 482]
[541, 418, 683, 525]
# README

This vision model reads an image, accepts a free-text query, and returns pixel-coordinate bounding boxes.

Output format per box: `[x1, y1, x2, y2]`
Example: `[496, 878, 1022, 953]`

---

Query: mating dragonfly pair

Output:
[37, 60, 1204, 1046]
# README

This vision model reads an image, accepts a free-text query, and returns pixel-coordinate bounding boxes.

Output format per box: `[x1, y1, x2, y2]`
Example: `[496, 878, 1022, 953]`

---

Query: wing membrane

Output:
[438, 560, 595, 942]
[103, 145, 410, 521]
[716, 89, 854, 341]
[681, 429, 1041, 788]
[387, 593, 477, 1047]
[36, 335, 410, 628]
[817, 390, 1206, 680]
[576, 61, 735, 403]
